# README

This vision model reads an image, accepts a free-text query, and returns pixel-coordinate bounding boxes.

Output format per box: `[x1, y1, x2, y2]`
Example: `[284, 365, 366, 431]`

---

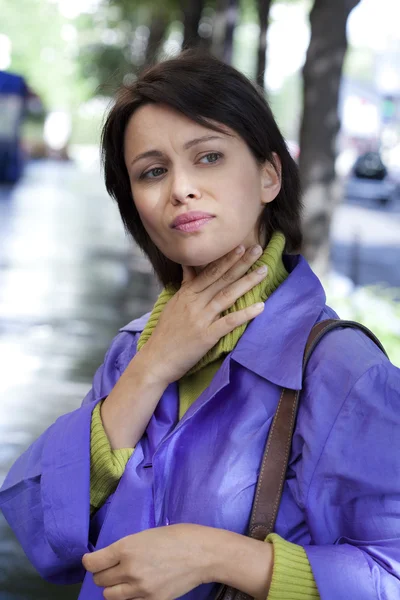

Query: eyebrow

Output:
[130, 135, 225, 167]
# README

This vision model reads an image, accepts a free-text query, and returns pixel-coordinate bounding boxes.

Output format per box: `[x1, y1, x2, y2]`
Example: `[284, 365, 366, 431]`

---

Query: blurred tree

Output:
[299, 0, 361, 275]
[0, 0, 86, 110]
[211, 0, 227, 59]
[76, 3, 141, 95]
[75, 0, 279, 92]
[181, 0, 207, 49]
[223, 0, 240, 64]
[211, 0, 239, 63]
[255, 0, 273, 88]
[76, 0, 182, 94]
[145, 9, 171, 65]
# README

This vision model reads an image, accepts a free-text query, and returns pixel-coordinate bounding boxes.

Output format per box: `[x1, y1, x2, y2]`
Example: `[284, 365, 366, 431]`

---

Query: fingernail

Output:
[253, 303, 264, 311]
[235, 245, 244, 254]
[256, 265, 268, 274]
[251, 245, 262, 255]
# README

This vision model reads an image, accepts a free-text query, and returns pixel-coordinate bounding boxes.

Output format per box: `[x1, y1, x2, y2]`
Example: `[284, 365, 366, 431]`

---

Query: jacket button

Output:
[165, 517, 170, 526]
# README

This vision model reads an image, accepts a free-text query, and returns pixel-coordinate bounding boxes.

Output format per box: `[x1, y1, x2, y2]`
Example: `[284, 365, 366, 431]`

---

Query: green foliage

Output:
[268, 72, 302, 139]
[74, 0, 183, 93]
[0, 0, 87, 110]
[0, 0, 305, 112]
[240, 0, 258, 23]
[343, 46, 375, 84]
[325, 282, 400, 368]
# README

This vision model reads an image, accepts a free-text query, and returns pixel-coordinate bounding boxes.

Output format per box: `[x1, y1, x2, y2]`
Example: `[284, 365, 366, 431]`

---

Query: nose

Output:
[170, 169, 202, 205]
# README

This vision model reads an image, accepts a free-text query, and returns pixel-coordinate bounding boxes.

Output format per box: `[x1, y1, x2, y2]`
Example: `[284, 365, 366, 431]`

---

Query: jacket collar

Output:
[231, 255, 326, 390]
[120, 311, 152, 334]
[120, 255, 326, 391]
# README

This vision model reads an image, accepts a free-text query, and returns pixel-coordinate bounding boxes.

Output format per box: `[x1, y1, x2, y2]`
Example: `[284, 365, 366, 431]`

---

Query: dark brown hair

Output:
[101, 50, 302, 287]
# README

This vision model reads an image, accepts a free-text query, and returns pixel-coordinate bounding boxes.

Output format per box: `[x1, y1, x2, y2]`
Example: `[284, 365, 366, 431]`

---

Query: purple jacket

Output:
[1, 255, 400, 599]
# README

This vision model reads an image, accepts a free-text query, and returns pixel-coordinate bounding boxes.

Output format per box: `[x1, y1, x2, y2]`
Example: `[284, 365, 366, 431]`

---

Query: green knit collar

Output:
[137, 232, 288, 376]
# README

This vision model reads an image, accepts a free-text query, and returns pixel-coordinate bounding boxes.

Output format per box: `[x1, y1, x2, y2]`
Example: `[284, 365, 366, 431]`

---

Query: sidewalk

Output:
[0, 158, 157, 600]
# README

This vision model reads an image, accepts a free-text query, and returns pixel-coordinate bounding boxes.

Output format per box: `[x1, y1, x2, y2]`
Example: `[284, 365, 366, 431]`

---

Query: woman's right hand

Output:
[136, 244, 268, 386]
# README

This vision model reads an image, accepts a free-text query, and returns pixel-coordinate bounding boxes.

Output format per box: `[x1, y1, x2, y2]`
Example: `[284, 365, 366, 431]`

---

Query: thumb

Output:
[82, 544, 119, 573]
[182, 264, 196, 285]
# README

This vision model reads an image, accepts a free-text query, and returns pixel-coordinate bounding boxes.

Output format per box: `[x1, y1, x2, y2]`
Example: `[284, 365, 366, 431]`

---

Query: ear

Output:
[260, 153, 282, 205]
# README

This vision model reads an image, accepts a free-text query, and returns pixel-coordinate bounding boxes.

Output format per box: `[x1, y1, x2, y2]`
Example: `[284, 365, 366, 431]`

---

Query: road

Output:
[0, 159, 158, 600]
[331, 184, 400, 288]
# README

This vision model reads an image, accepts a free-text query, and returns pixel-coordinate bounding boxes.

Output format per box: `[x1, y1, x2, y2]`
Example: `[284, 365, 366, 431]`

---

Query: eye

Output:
[140, 167, 167, 180]
[199, 152, 222, 164]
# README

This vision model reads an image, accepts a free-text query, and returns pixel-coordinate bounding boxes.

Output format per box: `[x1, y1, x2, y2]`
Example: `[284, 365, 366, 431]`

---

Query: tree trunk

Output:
[223, 0, 239, 65]
[211, 0, 238, 63]
[256, 0, 273, 89]
[181, 0, 206, 49]
[144, 12, 170, 65]
[299, 0, 361, 276]
[211, 0, 227, 60]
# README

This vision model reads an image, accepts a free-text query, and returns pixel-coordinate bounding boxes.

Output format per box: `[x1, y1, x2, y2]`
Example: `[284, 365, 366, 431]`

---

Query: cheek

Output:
[132, 190, 162, 230]
[137, 212, 162, 245]
[216, 164, 260, 202]
[224, 185, 262, 223]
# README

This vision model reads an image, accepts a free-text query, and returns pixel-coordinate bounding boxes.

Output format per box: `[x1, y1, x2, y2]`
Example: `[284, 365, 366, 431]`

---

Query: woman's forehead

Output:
[125, 103, 235, 148]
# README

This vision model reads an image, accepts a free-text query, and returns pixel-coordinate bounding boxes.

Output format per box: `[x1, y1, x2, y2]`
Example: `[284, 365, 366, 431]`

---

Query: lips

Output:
[171, 211, 214, 229]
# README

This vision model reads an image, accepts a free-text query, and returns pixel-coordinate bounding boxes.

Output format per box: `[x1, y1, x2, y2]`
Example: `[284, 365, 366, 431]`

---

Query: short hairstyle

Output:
[101, 50, 302, 288]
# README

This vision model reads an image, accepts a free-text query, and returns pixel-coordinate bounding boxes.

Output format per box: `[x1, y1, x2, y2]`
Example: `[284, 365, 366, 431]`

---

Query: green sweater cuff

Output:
[90, 401, 134, 513]
[266, 534, 320, 599]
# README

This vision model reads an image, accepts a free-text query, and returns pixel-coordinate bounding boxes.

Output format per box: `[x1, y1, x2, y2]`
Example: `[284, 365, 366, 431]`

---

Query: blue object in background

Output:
[0, 71, 28, 184]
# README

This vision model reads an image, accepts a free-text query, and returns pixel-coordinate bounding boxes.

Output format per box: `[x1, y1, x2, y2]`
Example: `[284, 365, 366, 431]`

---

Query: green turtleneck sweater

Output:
[89, 232, 320, 599]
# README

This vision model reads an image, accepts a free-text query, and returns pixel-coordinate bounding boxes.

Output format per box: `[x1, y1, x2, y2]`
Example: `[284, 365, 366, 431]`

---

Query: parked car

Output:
[345, 151, 397, 206]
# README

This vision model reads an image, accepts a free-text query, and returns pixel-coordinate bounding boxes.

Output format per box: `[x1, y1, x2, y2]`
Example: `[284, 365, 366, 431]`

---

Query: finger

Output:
[210, 303, 265, 341]
[82, 545, 120, 573]
[103, 583, 134, 600]
[189, 244, 246, 293]
[207, 244, 264, 297]
[93, 564, 125, 588]
[192, 244, 264, 298]
[208, 263, 268, 314]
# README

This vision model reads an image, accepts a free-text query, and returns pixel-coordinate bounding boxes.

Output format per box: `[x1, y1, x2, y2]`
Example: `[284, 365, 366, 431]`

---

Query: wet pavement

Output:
[331, 187, 400, 288]
[0, 158, 158, 599]
[0, 159, 399, 599]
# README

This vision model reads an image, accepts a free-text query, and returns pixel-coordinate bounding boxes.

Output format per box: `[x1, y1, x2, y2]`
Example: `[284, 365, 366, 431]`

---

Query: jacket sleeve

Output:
[303, 362, 400, 599]
[0, 330, 138, 584]
[90, 401, 134, 514]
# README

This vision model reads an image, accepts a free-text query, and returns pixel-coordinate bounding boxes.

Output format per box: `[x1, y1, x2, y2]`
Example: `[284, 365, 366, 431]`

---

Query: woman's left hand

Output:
[82, 523, 214, 600]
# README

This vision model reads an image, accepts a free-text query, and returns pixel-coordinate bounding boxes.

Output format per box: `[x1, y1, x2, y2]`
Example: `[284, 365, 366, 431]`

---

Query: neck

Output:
[191, 234, 267, 275]
[138, 232, 288, 376]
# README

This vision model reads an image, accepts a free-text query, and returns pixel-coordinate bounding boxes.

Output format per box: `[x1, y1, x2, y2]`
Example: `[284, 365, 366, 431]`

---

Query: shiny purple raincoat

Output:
[1, 255, 400, 599]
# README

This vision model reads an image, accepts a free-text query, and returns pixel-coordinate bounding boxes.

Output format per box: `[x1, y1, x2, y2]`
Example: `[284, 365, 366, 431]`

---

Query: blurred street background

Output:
[0, 0, 399, 598]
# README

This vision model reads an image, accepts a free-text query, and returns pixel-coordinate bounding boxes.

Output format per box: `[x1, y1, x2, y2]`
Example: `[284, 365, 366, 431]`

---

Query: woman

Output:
[1, 51, 400, 600]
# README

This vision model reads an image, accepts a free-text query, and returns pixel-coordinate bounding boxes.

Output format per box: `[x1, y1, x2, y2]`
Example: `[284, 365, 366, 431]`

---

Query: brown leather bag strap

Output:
[303, 319, 388, 364]
[248, 385, 300, 540]
[248, 318, 388, 541]
[215, 318, 387, 600]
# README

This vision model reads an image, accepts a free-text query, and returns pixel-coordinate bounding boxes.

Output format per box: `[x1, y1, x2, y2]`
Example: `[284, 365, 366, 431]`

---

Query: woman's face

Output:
[124, 103, 281, 268]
